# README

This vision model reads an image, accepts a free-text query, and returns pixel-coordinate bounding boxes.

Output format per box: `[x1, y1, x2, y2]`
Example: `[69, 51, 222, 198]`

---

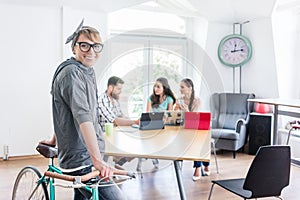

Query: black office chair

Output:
[208, 145, 291, 200]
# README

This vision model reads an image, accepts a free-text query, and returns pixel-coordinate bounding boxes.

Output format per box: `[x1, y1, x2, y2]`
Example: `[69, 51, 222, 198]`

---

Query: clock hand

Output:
[231, 48, 244, 53]
[230, 43, 238, 53]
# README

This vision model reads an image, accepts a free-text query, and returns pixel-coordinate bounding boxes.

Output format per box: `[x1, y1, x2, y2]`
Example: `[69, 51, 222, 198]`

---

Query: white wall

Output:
[242, 18, 278, 98]
[187, 17, 226, 111]
[272, 8, 300, 99]
[0, 3, 108, 157]
[0, 4, 61, 157]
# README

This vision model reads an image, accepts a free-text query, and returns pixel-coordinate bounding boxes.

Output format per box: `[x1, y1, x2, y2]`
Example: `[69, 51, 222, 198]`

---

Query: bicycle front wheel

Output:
[12, 166, 49, 200]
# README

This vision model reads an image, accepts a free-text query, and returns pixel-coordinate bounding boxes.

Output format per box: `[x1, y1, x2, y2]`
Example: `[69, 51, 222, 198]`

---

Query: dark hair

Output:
[150, 77, 176, 108]
[181, 78, 195, 111]
[107, 76, 124, 87]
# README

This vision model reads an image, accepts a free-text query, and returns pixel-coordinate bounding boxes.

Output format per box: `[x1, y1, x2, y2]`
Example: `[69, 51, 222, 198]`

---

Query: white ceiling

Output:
[189, 0, 276, 23]
[1, 0, 299, 23]
[129, 0, 278, 23]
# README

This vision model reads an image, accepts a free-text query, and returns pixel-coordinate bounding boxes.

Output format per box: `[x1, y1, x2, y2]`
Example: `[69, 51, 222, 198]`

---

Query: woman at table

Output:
[146, 77, 176, 112]
[175, 78, 210, 181]
[137, 77, 176, 171]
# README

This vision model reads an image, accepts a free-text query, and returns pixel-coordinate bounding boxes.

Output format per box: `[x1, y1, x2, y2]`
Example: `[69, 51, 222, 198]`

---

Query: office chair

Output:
[208, 145, 291, 200]
[211, 93, 255, 158]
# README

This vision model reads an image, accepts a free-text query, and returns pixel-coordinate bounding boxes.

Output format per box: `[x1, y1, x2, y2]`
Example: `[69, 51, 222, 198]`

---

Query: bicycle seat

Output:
[36, 143, 58, 158]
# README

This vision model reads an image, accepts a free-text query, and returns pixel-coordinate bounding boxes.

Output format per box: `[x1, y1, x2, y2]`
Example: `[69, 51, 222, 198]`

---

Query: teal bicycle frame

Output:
[38, 157, 99, 200]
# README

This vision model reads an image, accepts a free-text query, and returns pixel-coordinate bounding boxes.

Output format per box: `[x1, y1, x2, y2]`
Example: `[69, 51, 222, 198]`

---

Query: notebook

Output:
[184, 112, 211, 130]
[165, 111, 184, 126]
[139, 112, 165, 130]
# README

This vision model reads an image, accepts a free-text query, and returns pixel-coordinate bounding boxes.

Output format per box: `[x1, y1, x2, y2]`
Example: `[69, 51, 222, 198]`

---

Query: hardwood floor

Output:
[1, 151, 299, 200]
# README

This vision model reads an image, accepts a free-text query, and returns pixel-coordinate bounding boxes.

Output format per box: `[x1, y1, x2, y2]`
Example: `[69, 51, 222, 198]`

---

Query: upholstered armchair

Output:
[210, 93, 255, 158]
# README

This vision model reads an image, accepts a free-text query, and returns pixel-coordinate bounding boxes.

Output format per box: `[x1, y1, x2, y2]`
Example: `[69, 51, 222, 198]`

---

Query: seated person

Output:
[137, 77, 176, 171]
[175, 78, 210, 181]
[98, 76, 139, 168]
[146, 77, 175, 112]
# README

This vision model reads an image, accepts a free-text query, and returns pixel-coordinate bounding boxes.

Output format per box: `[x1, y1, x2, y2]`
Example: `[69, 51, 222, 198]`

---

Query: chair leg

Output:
[211, 139, 219, 174]
[136, 158, 143, 179]
[233, 151, 236, 159]
[208, 183, 216, 200]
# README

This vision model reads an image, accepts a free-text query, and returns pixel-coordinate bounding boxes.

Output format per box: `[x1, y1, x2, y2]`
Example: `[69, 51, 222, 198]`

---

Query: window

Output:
[99, 35, 187, 118]
[97, 8, 210, 118]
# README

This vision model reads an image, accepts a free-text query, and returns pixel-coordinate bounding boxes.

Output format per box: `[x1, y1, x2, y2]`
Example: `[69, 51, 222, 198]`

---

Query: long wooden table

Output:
[104, 126, 211, 200]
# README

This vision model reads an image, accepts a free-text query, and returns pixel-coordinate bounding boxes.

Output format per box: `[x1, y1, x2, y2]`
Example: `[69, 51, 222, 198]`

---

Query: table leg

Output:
[174, 160, 186, 200]
[273, 105, 278, 145]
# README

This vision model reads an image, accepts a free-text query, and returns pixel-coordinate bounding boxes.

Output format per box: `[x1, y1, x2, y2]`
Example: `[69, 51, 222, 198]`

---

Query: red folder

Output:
[184, 112, 211, 130]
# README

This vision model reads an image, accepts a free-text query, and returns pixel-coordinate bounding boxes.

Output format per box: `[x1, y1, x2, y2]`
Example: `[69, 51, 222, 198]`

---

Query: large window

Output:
[98, 35, 187, 118]
[94, 8, 190, 118]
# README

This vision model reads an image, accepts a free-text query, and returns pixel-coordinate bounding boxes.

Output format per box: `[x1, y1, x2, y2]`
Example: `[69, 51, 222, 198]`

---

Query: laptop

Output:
[139, 112, 165, 130]
[184, 112, 211, 130]
[165, 111, 184, 126]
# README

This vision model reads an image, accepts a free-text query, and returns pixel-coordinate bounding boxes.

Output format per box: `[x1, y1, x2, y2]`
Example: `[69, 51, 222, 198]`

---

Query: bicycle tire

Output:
[12, 166, 49, 200]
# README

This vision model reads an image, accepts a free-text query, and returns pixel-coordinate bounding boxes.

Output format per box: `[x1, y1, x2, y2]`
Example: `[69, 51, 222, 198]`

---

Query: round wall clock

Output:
[218, 34, 252, 67]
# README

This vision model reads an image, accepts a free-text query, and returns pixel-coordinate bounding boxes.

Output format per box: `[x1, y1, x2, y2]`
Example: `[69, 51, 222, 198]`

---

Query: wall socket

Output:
[3, 144, 9, 161]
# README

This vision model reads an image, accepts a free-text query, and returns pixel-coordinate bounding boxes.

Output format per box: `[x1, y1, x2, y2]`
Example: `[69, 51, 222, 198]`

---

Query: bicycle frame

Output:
[33, 157, 97, 200]
[37, 157, 61, 200]
[14, 144, 134, 200]
[15, 143, 134, 200]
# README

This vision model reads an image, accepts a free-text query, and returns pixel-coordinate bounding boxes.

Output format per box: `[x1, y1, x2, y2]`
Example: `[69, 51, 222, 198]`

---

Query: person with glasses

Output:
[98, 76, 139, 169]
[44, 20, 127, 199]
[175, 78, 210, 181]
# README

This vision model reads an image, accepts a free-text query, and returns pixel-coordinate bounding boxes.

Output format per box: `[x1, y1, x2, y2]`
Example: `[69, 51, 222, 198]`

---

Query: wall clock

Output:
[218, 34, 252, 67]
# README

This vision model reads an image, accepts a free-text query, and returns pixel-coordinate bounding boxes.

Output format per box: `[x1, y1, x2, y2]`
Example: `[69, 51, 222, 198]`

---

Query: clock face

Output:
[218, 34, 252, 67]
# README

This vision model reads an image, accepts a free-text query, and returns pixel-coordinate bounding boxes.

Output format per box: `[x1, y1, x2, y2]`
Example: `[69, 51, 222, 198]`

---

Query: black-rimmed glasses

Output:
[76, 42, 104, 53]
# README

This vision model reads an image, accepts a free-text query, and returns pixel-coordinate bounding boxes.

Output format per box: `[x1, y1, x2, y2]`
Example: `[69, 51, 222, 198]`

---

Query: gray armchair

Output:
[210, 93, 255, 158]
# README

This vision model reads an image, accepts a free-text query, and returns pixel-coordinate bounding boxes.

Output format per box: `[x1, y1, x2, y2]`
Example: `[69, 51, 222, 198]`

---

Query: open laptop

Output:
[139, 112, 165, 130]
[165, 111, 184, 126]
[184, 112, 211, 130]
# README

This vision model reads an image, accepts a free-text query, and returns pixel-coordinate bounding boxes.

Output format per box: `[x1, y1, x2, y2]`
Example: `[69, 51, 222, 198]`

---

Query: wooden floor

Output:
[1, 151, 300, 200]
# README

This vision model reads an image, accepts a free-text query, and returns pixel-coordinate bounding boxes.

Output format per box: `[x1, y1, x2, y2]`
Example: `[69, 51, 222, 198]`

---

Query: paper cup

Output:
[105, 123, 113, 135]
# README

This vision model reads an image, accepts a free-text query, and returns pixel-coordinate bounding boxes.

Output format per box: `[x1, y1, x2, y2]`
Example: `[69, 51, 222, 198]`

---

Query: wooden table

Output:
[248, 99, 300, 145]
[104, 126, 211, 200]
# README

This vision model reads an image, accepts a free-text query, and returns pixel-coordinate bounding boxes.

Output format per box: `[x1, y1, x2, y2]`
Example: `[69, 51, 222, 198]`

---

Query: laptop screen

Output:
[140, 112, 165, 130]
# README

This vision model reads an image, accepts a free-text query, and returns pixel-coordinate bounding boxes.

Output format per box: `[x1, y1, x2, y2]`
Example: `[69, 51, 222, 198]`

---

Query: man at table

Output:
[98, 76, 139, 168]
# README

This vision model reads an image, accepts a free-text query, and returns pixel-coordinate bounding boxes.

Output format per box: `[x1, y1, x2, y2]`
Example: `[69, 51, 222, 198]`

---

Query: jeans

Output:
[65, 166, 127, 200]
[193, 161, 210, 168]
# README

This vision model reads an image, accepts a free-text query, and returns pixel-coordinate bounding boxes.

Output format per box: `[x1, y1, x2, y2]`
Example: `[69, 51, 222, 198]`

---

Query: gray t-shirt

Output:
[52, 58, 105, 169]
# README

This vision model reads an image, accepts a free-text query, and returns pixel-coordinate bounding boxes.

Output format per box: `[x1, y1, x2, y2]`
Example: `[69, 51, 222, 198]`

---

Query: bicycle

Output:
[12, 143, 135, 200]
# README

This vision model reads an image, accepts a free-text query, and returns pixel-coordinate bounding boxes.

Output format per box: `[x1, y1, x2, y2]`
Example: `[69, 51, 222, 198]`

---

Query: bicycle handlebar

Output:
[44, 169, 135, 183]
